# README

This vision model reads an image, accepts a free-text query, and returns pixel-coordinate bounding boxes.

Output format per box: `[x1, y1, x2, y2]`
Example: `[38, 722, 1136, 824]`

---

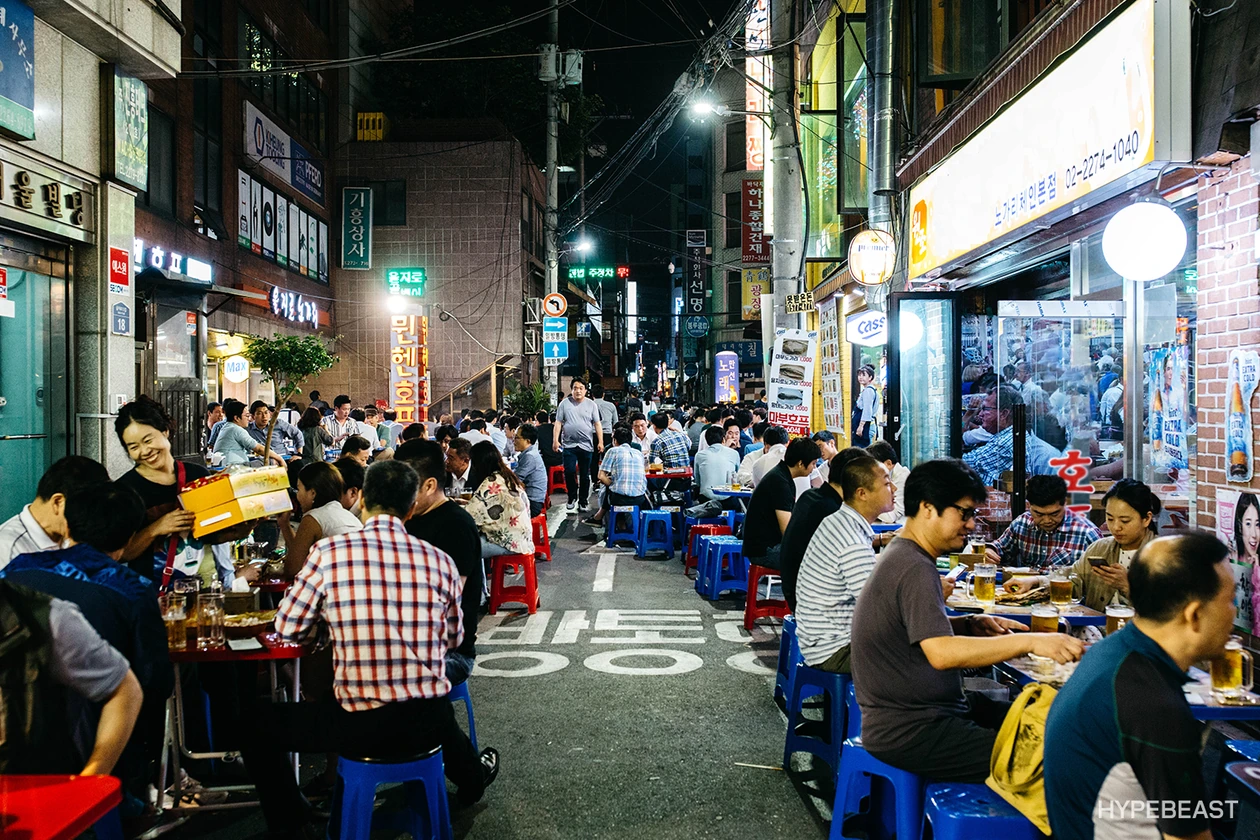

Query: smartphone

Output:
[1088, 556, 1107, 567]
[945, 564, 969, 581]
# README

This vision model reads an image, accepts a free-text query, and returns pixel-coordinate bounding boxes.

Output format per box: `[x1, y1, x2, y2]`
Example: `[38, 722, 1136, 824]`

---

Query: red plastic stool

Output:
[532, 514, 552, 562]
[744, 564, 790, 629]
[685, 525, 732, 576]
[488, 553, 539, 614]
[546, 465, 567, 497]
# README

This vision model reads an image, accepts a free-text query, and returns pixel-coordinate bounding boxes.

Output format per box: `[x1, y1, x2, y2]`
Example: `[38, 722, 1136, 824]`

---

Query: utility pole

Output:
[543, 0, 561, 402]
[769, 0, 804, 330]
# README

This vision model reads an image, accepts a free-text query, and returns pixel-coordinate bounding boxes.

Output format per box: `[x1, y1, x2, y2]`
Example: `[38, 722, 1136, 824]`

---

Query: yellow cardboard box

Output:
[180, 466, 290, 513]
[192, 489, 293, 538]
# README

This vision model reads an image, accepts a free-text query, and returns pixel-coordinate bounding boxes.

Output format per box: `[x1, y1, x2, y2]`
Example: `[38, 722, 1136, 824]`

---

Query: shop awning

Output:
[209, 284, 268, 302]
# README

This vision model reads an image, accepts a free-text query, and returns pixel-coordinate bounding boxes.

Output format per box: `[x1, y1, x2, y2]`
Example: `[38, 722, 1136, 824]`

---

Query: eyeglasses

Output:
[947, 504, 978, 522]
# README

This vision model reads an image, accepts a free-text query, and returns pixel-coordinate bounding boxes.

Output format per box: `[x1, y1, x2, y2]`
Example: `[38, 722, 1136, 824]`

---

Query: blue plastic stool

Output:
[783, 664, 849, 778]
[94, 807, 123, 840]
[696, 538, 746, 600]
[655, 505, 686, 548]
[1228, 739, 1260, 762]
[845, 681, 862, 740]
[336, 746, 452, 840]
[448, 681, 478, 753]
[606, 505, 642, 548]
[774, 615, 799, 706]
[637, 510, 675, 559]
[692, 535, 731, 596]
[922, 783, 1041, 840]
[733, 511, 746, 535]
[831, 738, 924, 840]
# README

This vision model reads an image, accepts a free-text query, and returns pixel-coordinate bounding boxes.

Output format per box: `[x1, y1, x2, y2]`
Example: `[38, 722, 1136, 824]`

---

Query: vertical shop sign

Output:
[741, 178, 769, 264]
[741, 267, 766, 321]
[767, 328, 817, 436]
[818, 298, 843, 433]
[0, 1, 34, 140]
[744, 0, 769, 171]
[249, 178, 262, 254]
[715, 351, 740, 403]
[109, 68, 148, 191]
[685, 229, 706, 321]
[389, 314, 429, 424]
[341, 186, 372, 269]
[236, 170, 251, 248]
[108, 247, 129, 295]
[261, 187, 275, 259]
[1227, 349, 1260, 483]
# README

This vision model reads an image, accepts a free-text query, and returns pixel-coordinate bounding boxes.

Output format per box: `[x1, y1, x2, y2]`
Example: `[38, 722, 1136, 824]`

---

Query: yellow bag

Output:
[986, 683, 1056, 836]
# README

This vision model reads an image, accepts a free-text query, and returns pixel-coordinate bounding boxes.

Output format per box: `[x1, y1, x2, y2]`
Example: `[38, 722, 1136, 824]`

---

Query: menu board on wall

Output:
[767, 328, 818, 436]
[237, 168, 330, 285]
[818, 297, 843, 433]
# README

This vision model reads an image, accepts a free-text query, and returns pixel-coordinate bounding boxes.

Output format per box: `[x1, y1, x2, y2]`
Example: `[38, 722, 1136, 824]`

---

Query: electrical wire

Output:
[569, 5, 655, 45]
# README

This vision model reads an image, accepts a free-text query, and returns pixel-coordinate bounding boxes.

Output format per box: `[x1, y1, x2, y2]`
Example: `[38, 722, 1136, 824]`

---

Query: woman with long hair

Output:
[278, 461, 362, 576]
[464, 440, 533, 558]
[297, 406, 332, 465]
[1235, 493, 1260, 631]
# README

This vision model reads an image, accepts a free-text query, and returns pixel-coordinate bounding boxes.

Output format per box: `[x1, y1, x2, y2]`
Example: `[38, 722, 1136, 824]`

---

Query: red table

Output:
[0, 774, 121, 840]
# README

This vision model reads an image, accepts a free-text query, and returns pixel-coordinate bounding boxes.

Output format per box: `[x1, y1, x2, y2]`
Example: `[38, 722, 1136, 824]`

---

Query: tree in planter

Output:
[243, 335, 339, 463]
[503, 381, 553, 419]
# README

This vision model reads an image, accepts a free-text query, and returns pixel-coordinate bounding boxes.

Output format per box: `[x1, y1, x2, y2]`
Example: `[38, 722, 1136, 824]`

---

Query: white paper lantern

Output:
[1101, 197, 1187, 282]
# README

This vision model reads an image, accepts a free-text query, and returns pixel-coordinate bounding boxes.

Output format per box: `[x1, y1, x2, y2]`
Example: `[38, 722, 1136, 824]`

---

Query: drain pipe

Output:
[866, 0, 898, 233]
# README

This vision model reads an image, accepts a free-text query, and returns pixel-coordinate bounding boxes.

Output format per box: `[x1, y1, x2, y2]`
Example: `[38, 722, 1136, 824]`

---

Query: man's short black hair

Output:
[722, 417, 740, 430]
[1026, 474, 1069, 507]
[447, 437, 472, 459]
[751, 421, 769, 439]
[36, 456, 110, 503]
[309, 391, 321, 401]
[651, 412, 670, 431]
[249, 400, 268, 414]
[342, 435, 372, 456]
[434, 424, 458, 443]
[66, 483, 145, 553]
[830, 447, 872, 489]
[904, 459, 987, 518]
[402, 423, 426, 441]
[590, 384, 605, 398]
[763, 426, 789, 448]
[362, 460, 419, 519]
[394, 439, 446, 487]
[206, 402, 222, 414]
[334, 395, 352, 408]
[705, 407, 722, 423]
[332, 457, 366, 491]
[470, 418, 487, 432]
[812, 430, 835, 445]
[865, 440, 897, 464]
[784, 437, 821, 468]
[484, 409, 498, 422]
[627, 412, 646, 424]
[517, 423, 538, 445]
[613, 424, 632, 445]
[840, 455, 884, 502]
[1130, 531, 1229, 623]
[535, 410, 550, 424]
[224, 399, 247, 422]
[383, 410, 397, 422]
[734, 409, 752, 428]
[704, 425, 725, 445]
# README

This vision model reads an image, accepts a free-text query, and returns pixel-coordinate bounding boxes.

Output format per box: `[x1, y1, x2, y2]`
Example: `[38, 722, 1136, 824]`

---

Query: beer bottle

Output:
[1229, 362, 1249, 479]
[1151, 388, 1164, 452]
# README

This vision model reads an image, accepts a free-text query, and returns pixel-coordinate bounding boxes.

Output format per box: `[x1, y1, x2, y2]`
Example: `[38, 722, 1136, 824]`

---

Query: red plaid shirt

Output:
[275, 515, 464, 712]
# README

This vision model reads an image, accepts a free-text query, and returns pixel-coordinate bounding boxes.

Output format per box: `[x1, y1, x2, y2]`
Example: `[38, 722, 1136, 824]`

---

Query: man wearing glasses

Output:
[850, 459, 1083, 783]
[963, 384, 1062, 487]
[983, 474, 1100, 568]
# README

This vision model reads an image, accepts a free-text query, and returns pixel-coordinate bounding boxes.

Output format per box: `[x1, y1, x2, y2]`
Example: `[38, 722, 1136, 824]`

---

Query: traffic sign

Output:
[576, 322, 591, 337]
[684, 362, 699, 378]
[543, 316, 567, 335]
[543, 340, 568, 364]
[542, 293, 567, 317]
[685, 315, 709, 338]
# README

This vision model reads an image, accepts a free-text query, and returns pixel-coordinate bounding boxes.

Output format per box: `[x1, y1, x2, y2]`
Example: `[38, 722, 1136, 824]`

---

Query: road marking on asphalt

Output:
[583, 648, 704, 676]
[473, 651, 570, 677]
[593, 553, 616, 591]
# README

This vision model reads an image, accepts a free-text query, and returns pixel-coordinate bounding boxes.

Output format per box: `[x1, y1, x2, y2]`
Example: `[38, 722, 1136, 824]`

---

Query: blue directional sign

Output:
[543, 316, 567, 334]
[543, 340, 568, 364]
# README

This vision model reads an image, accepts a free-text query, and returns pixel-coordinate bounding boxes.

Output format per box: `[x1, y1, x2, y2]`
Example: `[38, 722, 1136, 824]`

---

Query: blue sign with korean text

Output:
[685, 316, 709, 338]
[714, 340, 763, 365]
[715, 351, 739, 403]
[0, 1, 34, 140]
[543, 340, 569, 364]
[290, 140, 325, 205]
[111, 302, 131, 337]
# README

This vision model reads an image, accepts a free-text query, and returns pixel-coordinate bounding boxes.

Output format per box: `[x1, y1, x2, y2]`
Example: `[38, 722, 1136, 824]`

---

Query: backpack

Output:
[0, 581, 71, 774]
[986, 682, 1056, 835]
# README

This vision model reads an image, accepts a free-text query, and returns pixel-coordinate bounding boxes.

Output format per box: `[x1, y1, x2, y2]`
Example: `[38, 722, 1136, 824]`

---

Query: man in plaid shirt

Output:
[649, 411, 691, 468]
[586, 424, 651, 526]
[984, 474, 1102, 568]
[241, 460, 499, 835]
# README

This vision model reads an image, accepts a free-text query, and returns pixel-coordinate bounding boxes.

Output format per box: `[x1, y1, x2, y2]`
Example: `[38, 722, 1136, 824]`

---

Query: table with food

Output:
[944, 559, 1107, 627]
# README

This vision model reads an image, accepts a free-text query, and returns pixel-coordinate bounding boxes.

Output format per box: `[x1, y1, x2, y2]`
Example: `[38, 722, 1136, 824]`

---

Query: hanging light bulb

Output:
[1101, 195, 1187, 282]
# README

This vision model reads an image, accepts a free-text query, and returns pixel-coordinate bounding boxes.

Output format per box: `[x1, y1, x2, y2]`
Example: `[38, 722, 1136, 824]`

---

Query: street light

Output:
[1101, 195, 1187, 282]
[689, 101, 771, 119]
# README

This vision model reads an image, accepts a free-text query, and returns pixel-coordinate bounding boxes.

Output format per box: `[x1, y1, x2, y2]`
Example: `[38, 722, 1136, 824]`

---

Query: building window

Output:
[305, 0, 330, 31]
[726, 270, 742, 319]
[142, 107, 176, 216]
[240, 13, 329, 153]
[369, 180, 406, 226]
[725, 121, 746, 172]
[192, 5, 222, 214]
[724, 192, 741, 248]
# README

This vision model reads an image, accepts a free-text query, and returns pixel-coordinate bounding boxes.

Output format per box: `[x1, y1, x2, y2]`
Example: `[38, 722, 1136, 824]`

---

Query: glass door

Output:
[889, 292, 962, 467]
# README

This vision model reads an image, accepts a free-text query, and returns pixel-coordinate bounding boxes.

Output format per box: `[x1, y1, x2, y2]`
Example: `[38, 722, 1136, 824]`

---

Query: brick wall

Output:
[1195, 156, 1260, 533]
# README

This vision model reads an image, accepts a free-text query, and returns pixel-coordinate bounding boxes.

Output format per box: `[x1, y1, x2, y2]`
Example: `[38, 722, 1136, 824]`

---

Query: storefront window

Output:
[155, 305, 197, 380]
[899, 297, 956, 466]
[802, 112, 841, 259]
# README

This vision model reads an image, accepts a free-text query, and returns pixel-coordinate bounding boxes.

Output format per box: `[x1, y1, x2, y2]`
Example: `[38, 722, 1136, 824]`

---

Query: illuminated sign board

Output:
[132, 238, 213, 284]
[386, 267, 426, 298]
[566, 265, 627, 281]
[389, 314, 429, 423]
[270, 286, 320, 330]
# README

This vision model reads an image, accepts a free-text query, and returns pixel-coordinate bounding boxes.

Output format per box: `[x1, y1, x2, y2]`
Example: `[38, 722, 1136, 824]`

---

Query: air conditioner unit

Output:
[524, 330, 539, 355]
[523, 297, 542, 326]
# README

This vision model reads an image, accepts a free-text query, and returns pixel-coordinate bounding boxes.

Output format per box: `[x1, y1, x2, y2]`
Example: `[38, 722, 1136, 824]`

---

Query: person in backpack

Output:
[852, 365, 878, 448]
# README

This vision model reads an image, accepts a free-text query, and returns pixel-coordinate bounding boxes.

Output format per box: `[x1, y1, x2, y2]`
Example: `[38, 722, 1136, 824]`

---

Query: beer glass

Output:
[1105, 604, 1134, 635]
[159, 593, 187, 651]
[1211, 635, 1254, 699]
[1030, 604, 1061, 634]
[197, 592, 226, 651]
[173, 578, 200, 624]
[1049, 568, 1082, 606]
[968, 563, 998, 606]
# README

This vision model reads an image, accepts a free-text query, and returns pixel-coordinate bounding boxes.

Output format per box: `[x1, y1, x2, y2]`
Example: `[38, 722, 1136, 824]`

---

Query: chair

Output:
[783, 665, 849, 779]
[637, 510, 674, 559]
[606, 505, 642, 549]
[448, 681, 478, 753]
[744, 564, 790, 629]
[531, 514, 552, 562]
[336, 745, 452, 840]
[922, 783, 1042, 840]
[775, 615, 800, 708]
[696, 538, 748, 601]
[831, 738, 924, 840]
[546, 465, 567, 497]
[488, 552, 539, 614]
[685, 525, 731, 575]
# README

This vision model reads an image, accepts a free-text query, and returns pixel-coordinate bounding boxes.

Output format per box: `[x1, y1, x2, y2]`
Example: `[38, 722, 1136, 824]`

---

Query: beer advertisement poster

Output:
[1227, 349, 1260, 483]
[1217, 487, 1260, 635]
[767, 328, 817, 436]
[1146, 346, 1189, 473]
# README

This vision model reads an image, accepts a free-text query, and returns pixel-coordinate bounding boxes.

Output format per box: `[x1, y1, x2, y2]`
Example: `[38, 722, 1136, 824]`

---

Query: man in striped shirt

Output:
[242, 460, 499, 835]
[796, 455, 895, 673]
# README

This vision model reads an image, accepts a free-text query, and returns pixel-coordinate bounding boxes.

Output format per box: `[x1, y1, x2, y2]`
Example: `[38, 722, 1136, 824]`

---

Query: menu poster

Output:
[767, 328, 817, 436]
[1227, 349, 1260, 483]
[1217, 487, 1260, 635]
[818, 297, 844, 434]
[1147, 346, 1188, 472]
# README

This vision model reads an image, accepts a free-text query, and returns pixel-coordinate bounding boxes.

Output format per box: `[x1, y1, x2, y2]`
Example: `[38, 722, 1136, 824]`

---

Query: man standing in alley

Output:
[555, 379, 603, 515]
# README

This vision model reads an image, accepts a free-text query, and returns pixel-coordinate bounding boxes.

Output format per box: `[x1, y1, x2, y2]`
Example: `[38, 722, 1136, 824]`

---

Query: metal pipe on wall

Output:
[866, 0, 898, 233]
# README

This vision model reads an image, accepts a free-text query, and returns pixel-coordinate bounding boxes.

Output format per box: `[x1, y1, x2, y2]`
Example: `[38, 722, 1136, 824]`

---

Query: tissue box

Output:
[180, 467, 290, 513]
[192, 490, 293, 538]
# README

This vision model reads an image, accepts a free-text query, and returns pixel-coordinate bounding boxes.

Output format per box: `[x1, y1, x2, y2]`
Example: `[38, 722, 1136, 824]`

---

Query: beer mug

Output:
[1048, 568, 1082, 607]
[1105, 604, 1134, 636]
[1030, 604, 1061, 634]
[197, 592, 226, 651]
[968, 563, 998, 606]
[159, 593, 187, 652]
[1211, 635, 1254, 699]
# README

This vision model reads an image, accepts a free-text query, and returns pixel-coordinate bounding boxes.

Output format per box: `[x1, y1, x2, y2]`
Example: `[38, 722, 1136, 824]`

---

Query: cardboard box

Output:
[180, 467, 290, 513]
[193, 490, 293, 538]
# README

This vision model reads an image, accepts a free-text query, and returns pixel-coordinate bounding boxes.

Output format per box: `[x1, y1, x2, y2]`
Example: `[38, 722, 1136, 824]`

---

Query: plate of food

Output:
[224, 609, 277, 639]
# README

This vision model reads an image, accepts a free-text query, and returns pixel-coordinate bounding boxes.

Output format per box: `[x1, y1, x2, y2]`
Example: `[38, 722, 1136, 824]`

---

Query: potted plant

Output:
[243, 334, 339, 463]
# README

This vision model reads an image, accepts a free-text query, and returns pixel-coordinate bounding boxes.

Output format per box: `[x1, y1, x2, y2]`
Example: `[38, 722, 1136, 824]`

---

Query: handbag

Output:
[986, 682, 1056, 835]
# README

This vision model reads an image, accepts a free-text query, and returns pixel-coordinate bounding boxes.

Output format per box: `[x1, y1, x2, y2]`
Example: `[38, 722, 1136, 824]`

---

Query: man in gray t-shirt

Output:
[554, 379, 604, 514]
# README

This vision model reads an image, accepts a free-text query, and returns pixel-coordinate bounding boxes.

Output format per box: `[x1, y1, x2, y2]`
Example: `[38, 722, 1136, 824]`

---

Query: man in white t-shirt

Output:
[0, 456, 109, 569]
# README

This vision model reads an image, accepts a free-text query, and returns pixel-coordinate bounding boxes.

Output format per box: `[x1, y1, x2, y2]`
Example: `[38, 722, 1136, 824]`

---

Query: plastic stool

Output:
[685, 525, 731, 575]
[488, 552, 539, 614]
[546, 465, 567, 497]
[783, 665, 849, 778]
[845, 682, 862, 740]
[448, 681, 478, 752]
[94, 804, 123, 840]
[1228, 740, 1260, 762]
[637, 510, 674, 559]
[775, 615, 800, 707]
[531, 514, 552, 562]
[744, 564, 790, 629]
[337, 746, 452, 840]
[696, 538, 747, 600]
[606, 505, 642, 548]
[922, 783, 1041, 840]
[831, 738, 924, 840]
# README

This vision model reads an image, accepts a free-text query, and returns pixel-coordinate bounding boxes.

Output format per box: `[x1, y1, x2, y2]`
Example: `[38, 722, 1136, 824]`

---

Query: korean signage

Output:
[685, 230, 706, 318]
[270, 286, 320, 330]
[108, 247, 129, 295]
[714, 340, 762, 365]
[109, 68, 148, 191]
[845, 309, 888, 346]
[243, 101, 326, 205]
[341, 187, 372, 269]
[132, 238, 213, 284]
[543, 316, 568, 366]
[741, 267, 766, 321]
[741, 178, 769, 264]
[767, 328, 817, 436]
[744, 0, 769, 171]
[785, 292, 815, 314]
[386, 267, 426, 298]
[819, 298, 843, 433]
[237, 169, 329, 284]
[567, 266, 623, 281]
[715, 351, 740, 403]
[389, 314, 429, 424]
[907, 0, 1184, 281]
[0, 2, 33, 140]
[0, 147, 95, 242]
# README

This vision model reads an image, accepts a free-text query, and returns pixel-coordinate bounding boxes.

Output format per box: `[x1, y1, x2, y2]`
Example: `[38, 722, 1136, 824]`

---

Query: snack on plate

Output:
[224, 609, 277, 639]
[180, 466, 291, 513]
[193, 489, 292, 538]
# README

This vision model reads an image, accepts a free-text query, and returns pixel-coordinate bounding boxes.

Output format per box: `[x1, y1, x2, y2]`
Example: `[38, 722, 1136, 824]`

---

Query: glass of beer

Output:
[1030, 604, 1061, 634]
[197, 592, 226, 651]
[160, 593, 187, 651]
[1211, 635, 1254, 700]
[1105, 604, 1134, 636]
[969, 563, 997, 606]
[1049, 568, 1083, 607]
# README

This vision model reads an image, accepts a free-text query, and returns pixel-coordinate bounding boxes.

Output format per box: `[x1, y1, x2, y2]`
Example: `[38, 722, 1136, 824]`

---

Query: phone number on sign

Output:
[1064, 131, 1142, 191]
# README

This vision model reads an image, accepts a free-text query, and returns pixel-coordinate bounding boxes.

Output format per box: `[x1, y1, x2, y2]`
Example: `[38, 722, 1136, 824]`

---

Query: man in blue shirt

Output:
[248, 400, 303, 458]
[694, 426, 740, 503]
[963, 384, 1062, 486]
[512, 423, 548, 517]
[1045, 531, 1234, 840]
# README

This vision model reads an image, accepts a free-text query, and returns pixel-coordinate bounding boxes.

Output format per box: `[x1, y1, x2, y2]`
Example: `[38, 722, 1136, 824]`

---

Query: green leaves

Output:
[243, 335, 339, 462]
[503, 381, 553, 418]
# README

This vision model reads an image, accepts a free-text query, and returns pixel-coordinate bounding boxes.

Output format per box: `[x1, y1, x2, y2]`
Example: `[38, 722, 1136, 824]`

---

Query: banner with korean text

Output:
[389, 314, 429, 424]
[767, 328, 817, 436]
[741, 267, 767, 321]
[741, 178, 769, 264]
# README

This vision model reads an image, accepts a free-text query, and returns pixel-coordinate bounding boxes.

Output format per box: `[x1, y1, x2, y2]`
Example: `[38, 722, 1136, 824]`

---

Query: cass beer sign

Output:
[845, 310, 887, 347]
